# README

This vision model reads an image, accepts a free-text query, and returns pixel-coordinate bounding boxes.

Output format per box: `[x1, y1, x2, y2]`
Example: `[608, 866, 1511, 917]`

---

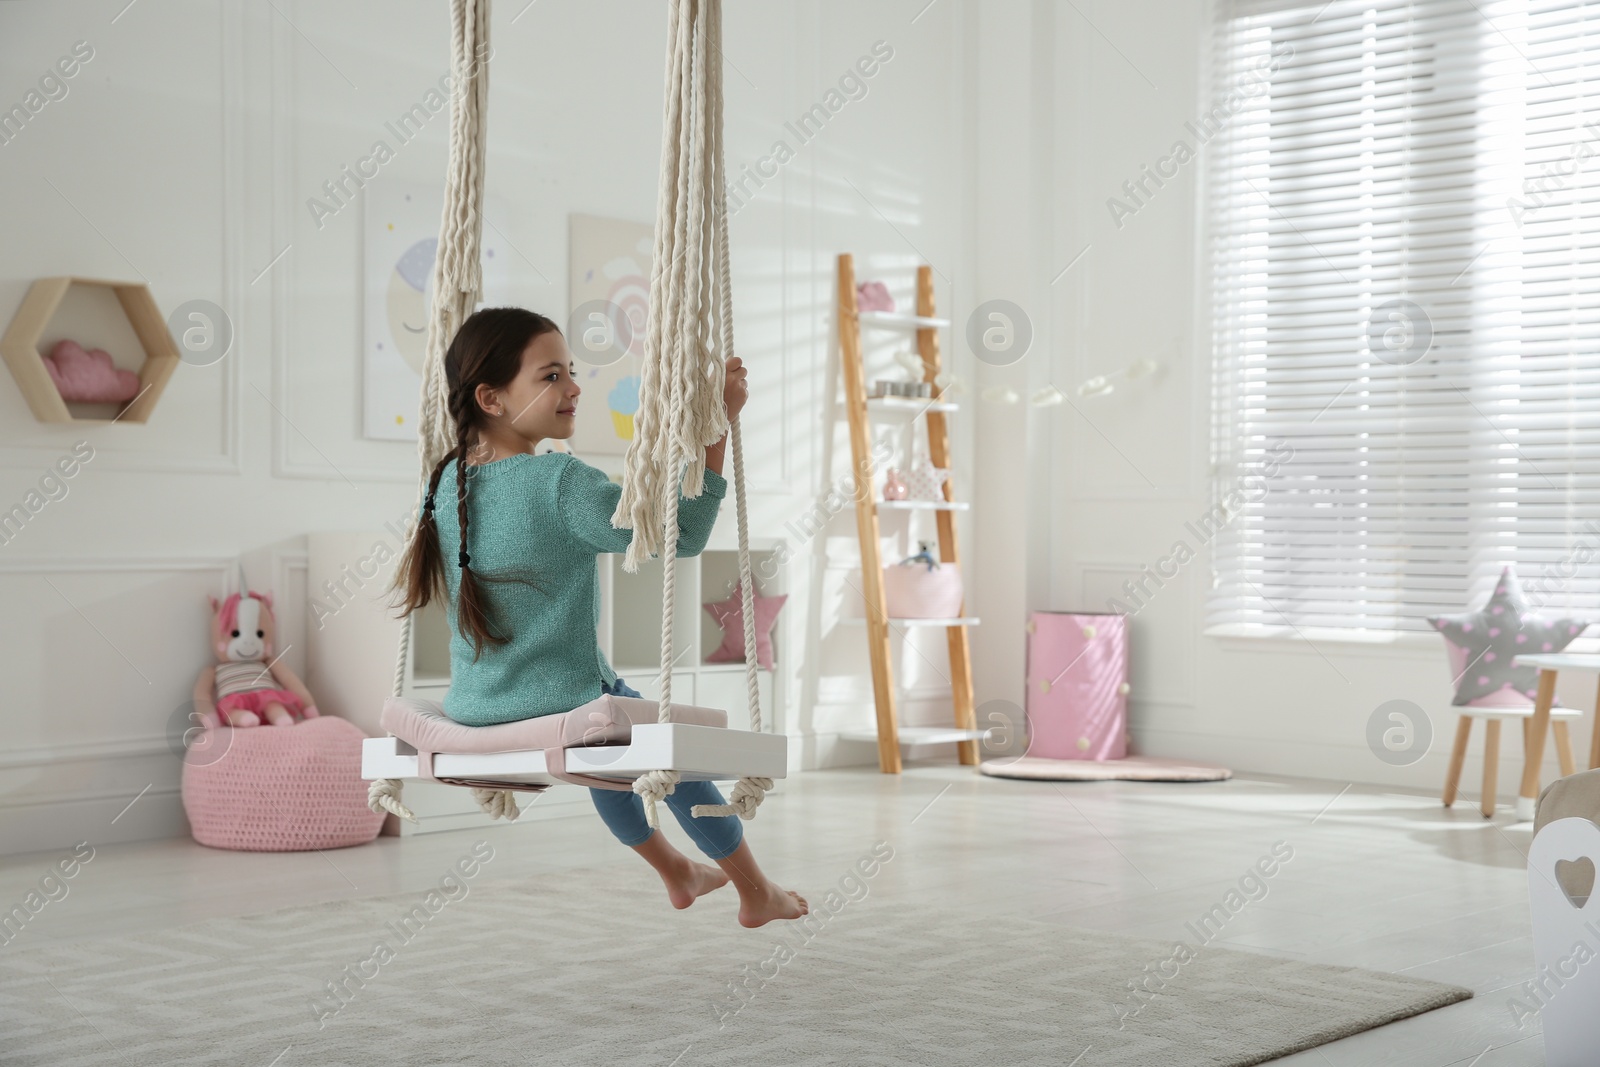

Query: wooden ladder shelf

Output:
[837, 253, 982, 774]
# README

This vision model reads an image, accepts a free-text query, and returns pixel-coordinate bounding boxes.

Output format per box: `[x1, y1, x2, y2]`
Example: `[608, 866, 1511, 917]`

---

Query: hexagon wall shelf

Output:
[0, 276, 179, 424]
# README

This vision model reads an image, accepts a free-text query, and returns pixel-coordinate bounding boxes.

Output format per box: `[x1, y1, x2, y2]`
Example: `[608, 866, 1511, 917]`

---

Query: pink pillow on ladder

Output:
[856, 280, 894, 313]
[703, 579, 786, 670]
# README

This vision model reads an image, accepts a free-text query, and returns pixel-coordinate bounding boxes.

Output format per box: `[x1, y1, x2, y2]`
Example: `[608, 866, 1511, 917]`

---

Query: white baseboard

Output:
[1128, 725, 1579, 796]
[0, 786, 187, 858]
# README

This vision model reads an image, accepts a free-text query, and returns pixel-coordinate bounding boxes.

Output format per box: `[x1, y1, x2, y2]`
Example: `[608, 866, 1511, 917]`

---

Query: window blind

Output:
[1206, 0, 1600, 634]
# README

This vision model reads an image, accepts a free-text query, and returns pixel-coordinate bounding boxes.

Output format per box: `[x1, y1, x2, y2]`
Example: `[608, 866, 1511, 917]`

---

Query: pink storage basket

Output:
[1025, 610, 1130, 761]
[181, 715, 384, 851]
[883, 562, 964, 618]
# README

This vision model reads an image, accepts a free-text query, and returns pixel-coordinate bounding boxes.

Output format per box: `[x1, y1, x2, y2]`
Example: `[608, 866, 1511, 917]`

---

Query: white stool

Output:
[1443, 704, 1582, 818]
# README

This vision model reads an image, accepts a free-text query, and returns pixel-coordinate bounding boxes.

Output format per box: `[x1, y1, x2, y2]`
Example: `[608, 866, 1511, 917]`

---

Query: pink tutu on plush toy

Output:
[215, 687, 306, 720]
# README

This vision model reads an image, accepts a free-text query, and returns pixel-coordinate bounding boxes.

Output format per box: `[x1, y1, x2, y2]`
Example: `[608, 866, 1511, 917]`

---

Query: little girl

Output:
[391, 307, 806, 928]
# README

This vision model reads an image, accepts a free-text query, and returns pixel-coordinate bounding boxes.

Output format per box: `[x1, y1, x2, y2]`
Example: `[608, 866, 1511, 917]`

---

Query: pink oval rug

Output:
[979, 754, 1232, 781]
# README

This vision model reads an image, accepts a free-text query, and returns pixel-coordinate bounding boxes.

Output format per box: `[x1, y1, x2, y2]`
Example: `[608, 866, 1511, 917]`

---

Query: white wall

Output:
[0, 0, 980, 853]
[1038, 0, 1589, 796]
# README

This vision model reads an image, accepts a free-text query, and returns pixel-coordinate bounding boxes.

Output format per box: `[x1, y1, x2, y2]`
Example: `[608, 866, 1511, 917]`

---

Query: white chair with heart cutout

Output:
[1528, 769, 1600, 1065]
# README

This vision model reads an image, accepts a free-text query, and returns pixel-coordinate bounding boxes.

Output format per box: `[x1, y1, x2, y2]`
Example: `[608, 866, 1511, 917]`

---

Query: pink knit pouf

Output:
[181, 715, 384, 851]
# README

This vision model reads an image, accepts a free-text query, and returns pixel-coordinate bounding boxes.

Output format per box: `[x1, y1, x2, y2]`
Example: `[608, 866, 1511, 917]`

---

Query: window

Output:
[1207, 0, 1600, 634]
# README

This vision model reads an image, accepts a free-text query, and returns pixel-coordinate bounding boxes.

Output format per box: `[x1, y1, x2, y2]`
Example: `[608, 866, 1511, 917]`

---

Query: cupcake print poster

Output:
[568, 213, 653, 457]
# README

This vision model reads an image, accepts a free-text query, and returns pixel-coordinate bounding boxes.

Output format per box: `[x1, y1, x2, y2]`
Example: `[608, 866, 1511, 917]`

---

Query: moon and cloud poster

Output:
[362, 182, 510, 442]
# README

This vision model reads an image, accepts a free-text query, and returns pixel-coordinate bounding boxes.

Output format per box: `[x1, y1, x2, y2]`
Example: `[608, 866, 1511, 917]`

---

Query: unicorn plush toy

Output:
[194, 587, 319, 728]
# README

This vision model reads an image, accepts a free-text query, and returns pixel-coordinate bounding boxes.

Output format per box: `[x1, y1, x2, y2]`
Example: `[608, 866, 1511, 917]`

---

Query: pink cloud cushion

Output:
[181, 715, 384, 851]
[704, 579, 786, 670]
[43, 339, 141, 403]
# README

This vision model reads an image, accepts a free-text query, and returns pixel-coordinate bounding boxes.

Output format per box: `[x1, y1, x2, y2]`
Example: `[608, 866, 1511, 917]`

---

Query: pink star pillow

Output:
[703, 579, 786, 670]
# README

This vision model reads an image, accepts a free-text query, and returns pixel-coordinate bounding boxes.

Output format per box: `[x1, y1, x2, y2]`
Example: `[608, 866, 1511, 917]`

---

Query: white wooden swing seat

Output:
[361, 693, 787, 795]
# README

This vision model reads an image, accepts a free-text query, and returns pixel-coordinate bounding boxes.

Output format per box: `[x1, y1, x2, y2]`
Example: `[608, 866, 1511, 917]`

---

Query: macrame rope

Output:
[623, 0, 771, 828]
[374, 0, 510, 823]
[616, 0, 727, 569]
[687, 2, 770, 820]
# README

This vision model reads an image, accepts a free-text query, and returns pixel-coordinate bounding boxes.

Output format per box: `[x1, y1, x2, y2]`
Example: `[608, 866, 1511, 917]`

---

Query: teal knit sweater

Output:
[432, 452, 726, 725]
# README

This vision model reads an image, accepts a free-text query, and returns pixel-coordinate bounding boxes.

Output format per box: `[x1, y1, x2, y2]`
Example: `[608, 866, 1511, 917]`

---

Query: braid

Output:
[452, 398, 504, 662]
[410, 306, 563, 660]
[388, 451, 456, 618]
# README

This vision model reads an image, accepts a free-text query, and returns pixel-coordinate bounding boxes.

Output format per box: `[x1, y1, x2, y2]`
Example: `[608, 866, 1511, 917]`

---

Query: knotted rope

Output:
[373, 0, 510, 823]
[622, 0, 770, 829]
[471, 787, 521, 821]
[368, 777, 416, 823]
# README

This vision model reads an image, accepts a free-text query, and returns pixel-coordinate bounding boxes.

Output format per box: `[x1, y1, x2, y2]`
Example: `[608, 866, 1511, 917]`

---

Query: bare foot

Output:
[737, 882, 809, 929]
[660, 857, 731, 910]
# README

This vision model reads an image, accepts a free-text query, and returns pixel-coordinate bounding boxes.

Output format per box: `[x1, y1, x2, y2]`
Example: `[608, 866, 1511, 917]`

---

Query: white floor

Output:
[7, 764, 1545, 1064]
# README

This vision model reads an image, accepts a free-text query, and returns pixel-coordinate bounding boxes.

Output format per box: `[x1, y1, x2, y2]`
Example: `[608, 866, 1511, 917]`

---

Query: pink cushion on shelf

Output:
[906, 456, 951, 501]
[181, 715, 384, 852]
[703, 580, 786, 670]
[43, 339, 142, 403]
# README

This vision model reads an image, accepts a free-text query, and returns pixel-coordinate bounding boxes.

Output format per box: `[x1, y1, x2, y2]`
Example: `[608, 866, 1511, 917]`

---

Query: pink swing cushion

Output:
[378, 691, 728, 790]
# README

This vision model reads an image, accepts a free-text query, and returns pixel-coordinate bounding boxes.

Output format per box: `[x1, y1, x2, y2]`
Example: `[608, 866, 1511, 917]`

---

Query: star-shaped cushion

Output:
[703, 579, 786, 670]
[1428, 566, 1591, 706]
[907, 455, 951, 501]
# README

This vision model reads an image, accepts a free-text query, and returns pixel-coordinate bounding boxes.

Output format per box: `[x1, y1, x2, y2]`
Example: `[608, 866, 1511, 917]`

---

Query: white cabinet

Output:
[695, 667, 774, 731]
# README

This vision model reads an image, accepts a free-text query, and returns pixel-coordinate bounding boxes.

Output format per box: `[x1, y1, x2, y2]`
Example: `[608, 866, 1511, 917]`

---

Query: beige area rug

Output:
[981, 755, 1234, 782]
[2, 862, 1467, 1066]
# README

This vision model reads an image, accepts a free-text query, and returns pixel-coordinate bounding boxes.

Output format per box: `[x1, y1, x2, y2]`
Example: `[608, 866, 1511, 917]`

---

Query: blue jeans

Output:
[588, 676, 745, 860]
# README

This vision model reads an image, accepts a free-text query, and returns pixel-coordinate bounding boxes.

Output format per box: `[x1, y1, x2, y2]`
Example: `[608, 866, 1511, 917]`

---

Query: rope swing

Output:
[370, 0, 492, 826]
[370, 0, 771, 830]
[616, 0, 769, 828]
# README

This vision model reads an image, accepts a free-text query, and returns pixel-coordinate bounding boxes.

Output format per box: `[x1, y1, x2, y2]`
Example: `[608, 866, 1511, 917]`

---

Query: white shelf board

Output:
[866, 396, 959, 415]
[840, 616, 981, 627]
[611, 662, 771, 676]
[877, 500, 969, 511]
[611, 664, 664, 675]
[840, 726, 991, 746]
[858, 311, 950, 330]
